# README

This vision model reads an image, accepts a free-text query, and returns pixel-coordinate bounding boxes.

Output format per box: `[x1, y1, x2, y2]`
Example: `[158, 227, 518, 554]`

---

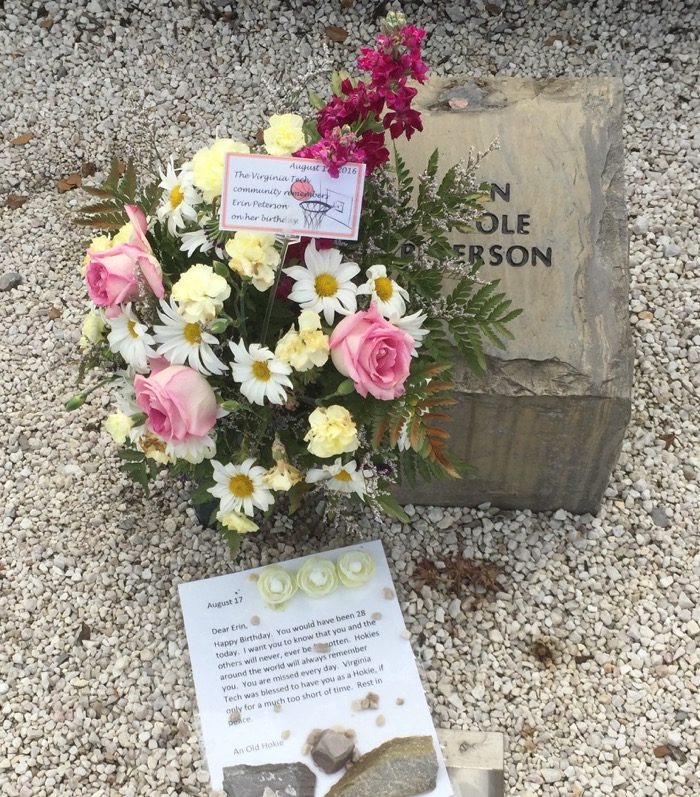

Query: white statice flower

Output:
[229, 340, 293, 406]
[209, 458, 274, 517]
[156, 158, 201, 235]
[306, 458, 366, 497]
[388, 309, 429, 354]
[106, 304, 156, 372]
[284, 241, 359, 325]
[357, 264, 409, 317]
[153, 299, 226, 375]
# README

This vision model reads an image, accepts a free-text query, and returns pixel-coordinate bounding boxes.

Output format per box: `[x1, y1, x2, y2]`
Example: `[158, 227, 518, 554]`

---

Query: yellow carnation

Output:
[305, 405, 359, 459]
[275, 310, 329, 371]
[79, 310, 106, 349]
[139, 432, 175, 465]
[217, 511, 259, 534]
[225, 232, 280, 292]
[111, 221, 134, 245]
[191, 138, 250, 202]
[104, 412, 133, 444]
[171, 263, 231, 324]
[264, 460, 302, 492]
[263, 114, 306, 157]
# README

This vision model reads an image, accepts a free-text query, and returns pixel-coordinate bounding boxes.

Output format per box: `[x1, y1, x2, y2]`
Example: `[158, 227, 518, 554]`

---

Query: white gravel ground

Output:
[1, 1, 699, 795]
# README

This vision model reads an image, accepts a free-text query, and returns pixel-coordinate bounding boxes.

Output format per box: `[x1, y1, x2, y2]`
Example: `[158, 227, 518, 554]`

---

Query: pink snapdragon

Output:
[296, 15, 427, 175]
[296, 127, 389, 178]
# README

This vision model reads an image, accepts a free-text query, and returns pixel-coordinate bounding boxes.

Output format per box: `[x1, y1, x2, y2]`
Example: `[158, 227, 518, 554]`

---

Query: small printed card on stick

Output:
[178, 540, 452, 796]
[220, 153, 366, 239]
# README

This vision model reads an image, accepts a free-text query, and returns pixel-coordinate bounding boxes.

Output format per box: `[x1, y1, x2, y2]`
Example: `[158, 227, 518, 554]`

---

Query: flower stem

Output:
[261, 236, 293, 346]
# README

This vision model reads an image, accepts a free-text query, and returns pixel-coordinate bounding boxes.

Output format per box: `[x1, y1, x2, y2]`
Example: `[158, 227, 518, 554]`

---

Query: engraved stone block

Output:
[395, 77, 632, 513]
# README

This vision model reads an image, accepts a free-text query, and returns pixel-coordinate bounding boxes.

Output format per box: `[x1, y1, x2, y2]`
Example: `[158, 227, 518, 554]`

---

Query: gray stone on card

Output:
[311, 729, 355, 774]
[326, 736, 438, 797]
[222, 762, 315, 797]
[395, 77, 632, 513]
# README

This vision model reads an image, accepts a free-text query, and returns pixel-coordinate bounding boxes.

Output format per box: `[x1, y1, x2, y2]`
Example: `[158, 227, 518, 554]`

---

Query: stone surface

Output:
[311, 729, 355, 774]
[0, 271, 22, 291]
[326, 736, 438, 797]
[395, 77, 632, 513]
[222, 762, 316, 797]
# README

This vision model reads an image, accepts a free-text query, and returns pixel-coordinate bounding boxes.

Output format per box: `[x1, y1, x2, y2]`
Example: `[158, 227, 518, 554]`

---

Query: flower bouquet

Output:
[69, 13, 520, 550]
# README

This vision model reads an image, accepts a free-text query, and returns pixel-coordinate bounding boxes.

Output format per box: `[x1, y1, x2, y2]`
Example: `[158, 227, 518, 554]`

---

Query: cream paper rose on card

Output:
[258, 566, 297, 608]
[336, 550, 376, 588]
[296, 557, 339, 598]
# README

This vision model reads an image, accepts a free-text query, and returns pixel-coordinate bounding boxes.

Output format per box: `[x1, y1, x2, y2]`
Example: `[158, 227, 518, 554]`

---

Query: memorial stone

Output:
[395, 77, 632, 513]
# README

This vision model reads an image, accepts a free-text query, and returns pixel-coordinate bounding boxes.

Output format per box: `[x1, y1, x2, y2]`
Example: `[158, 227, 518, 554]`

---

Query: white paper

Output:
[178, 540, 452, 795]
[220, 153, 366, 240]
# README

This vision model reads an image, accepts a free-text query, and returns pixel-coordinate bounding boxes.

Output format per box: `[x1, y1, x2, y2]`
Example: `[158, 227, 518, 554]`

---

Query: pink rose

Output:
[329, 303, 414, 400]
[84, 204, 164, 318]
[85, 246, 141, 314]
[133, 365, 218, 443]
[123, 204, 164, 298]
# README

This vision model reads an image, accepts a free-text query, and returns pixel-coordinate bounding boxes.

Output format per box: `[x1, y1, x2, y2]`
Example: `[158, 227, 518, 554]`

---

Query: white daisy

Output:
[209, 458, 274, 517]
[229, 340, 293, 406]
[180, 217, 215, 256]
[357, 265, 409, 317]
[306, 458, 366, 497]
[284, 241, 360, 325]
[106, 304, 156, 372]
[156, 159, 201, 235]
[153, 299, 227, 375]
[388, 309, 429, 354]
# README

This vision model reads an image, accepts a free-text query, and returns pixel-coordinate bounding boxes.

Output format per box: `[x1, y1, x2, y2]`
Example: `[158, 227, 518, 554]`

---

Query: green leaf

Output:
[334, 378, 355, 397]
[330, 70, 343, 96]
[288, 481, 311, 515]
[375, 493, 411, 524]
[140, 180, 162, 216]
[212, 261, 231, 280]
[308, 90, 326, 110]
[426, 148, 439, 178]
[117, 449, 146, 462]
[302, 117, 320, 146]
[220, 528, 241, 556]
[121, 158, 137, 200]
[104, 157, 123, 190]
[190, 482, 215, 505]
[120, 459, 150, 495]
